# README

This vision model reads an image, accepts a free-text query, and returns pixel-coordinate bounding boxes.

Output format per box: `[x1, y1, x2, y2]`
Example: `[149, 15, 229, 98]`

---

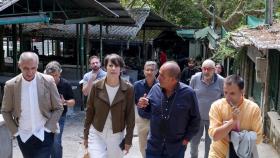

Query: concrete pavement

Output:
[12, 111, 279, 158]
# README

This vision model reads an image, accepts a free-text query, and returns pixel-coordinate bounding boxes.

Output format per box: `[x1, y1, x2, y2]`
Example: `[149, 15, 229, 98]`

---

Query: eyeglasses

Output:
[202, 67, 214, 71]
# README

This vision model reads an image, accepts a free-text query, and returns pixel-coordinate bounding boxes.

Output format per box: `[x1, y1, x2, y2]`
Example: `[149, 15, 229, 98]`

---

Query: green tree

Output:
[121, 0, 266, 30]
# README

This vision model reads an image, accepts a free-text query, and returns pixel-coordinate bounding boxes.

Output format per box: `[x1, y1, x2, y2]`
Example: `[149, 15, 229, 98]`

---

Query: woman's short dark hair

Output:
[104, 54, 125, 69]
[225, 74, 244, 90]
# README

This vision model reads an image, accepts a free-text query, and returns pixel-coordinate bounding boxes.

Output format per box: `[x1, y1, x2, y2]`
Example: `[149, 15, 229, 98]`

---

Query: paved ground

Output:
[13, 111, 279, 158]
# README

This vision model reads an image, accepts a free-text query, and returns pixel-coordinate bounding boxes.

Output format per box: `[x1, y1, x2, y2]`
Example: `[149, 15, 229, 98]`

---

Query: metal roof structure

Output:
[142, 9, 176, 29]
[0, 0, 136, 25]
[22, 8, 176, 40]
[229, 23, 280, 50]
[0, 0, 19, 12]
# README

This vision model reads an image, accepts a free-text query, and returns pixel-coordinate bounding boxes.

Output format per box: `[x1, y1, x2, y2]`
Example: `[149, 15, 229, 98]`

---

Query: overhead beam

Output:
[0, 14, 49, 25]
[93, 0, 119, 18]
[0, 0, 19, 12]
[65, 16, 104, 24]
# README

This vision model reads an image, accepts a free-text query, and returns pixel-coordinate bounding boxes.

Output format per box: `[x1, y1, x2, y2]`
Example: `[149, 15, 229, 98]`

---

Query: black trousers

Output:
[17, 132, 54, 158]
[228, 142, 239, 158]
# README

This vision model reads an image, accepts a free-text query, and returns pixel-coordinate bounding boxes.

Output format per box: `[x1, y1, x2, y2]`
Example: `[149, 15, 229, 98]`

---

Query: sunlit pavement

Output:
[13, 111, 279, 158]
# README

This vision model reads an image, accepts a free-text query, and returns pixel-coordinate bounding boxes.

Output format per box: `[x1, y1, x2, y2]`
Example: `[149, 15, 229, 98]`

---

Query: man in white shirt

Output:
[1, 52, 63, 158]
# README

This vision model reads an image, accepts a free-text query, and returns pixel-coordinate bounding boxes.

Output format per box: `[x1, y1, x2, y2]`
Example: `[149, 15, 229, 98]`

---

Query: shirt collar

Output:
[22, 74, 37, 85]
[200, 73, 217, 85]
[161, 82, 180, 97]
[144, 78, 157, 87]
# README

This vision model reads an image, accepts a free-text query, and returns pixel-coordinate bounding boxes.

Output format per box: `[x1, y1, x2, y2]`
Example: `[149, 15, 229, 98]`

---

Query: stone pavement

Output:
[13, 111, 279, 158]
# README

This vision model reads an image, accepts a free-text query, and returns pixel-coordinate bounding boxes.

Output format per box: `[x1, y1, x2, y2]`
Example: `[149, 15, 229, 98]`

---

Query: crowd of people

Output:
[1, 52, 263, 158]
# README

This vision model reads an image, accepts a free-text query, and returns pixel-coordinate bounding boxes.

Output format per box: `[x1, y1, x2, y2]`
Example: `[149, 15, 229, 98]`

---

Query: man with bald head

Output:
[138, 61, 200, 158]
[1, 52, 63, 158]
[189, 59, 224, 158]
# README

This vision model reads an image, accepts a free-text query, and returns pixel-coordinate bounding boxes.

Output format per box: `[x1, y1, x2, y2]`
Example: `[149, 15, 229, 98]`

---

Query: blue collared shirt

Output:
[144, 82, 201, 155]
[79, 69, 107, 84]
[134, 79, 158, 119]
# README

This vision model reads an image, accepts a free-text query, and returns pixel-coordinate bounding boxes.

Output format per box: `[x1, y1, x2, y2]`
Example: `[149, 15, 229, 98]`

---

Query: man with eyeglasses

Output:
[189, 59, 224, 158]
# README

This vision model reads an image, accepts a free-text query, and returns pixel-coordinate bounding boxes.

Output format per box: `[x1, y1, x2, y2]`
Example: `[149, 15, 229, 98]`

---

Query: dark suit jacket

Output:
[1, 72, 64, 135]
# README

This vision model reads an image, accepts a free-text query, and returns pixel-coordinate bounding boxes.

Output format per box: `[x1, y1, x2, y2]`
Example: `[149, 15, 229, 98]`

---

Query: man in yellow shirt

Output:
[208, 75, 262, 158]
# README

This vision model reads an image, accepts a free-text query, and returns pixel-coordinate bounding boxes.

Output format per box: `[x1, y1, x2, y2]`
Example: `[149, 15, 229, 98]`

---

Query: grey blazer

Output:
[1, 72, 63, 135]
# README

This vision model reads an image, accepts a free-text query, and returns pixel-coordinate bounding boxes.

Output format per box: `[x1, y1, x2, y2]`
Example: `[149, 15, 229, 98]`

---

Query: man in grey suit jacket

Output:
[1, 52, 63, 158]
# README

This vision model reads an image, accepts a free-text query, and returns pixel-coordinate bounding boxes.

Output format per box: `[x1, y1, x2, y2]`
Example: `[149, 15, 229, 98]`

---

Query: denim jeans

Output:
[17, 132, 54, 158]
[51, 114, 66, 158]
[146, 145, 186, 158]
[190, 120, 211, 158]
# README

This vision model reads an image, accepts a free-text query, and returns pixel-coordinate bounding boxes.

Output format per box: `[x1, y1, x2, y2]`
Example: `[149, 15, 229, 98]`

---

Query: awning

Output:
[194, 26, 219, 49]
[0, 14, 49, 25]
[176, 29, 195, 39]
[247, 15, 265, 28]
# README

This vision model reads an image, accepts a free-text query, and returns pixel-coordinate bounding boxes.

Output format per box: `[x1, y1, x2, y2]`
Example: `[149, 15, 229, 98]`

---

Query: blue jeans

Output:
[17, 132, 54, 158]
[51, 114, 66, 158]
[190, 120, 211, 158]
[146, 145, 186, 158]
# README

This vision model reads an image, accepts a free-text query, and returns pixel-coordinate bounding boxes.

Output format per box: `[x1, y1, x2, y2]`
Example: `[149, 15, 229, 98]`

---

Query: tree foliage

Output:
[121, 0, 266, 30]
[212, 34, 236, 61]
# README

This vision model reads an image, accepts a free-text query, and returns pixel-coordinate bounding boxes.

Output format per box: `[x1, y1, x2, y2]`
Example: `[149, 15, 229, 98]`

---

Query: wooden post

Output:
[263, 50, 270, 134]
[244, 54, 250, 98]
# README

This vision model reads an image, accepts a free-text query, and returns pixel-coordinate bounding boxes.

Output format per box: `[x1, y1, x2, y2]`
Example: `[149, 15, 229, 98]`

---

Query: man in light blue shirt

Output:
[80, 56, 106, 96]
[189, 59, 224, 158]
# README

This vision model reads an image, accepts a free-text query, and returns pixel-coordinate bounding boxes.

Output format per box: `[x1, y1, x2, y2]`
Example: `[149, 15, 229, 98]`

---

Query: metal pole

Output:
[42, 36, 44, 55]
[12, 24, 17, 74]
[85, 23, 89, 72]
[143, 27, 146, 61]
[227, 57, 230, 76]
[7, 37, 9, 56]
[100, 24, 103, 61]
[120, 42, 123, 57]
[80, 24, 84, 80]
[76, 24, 80, 72]
[265, 0, 273, 25]
[19, 24, 23, 53]
[80, 24, 85, 111]
[40, 0, 43, 11]
[27, 0, 30, 13]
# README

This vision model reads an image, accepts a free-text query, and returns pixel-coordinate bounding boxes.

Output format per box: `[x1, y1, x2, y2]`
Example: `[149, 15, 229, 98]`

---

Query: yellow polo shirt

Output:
[208, 98, 263, 158]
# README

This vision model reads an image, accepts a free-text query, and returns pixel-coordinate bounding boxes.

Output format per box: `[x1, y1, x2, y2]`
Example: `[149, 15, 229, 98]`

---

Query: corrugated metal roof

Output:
[0, 0, 19, 12]
[0, 0, 120, 23]
[230, 23, 280, 49]
[22, 8, 150, 40]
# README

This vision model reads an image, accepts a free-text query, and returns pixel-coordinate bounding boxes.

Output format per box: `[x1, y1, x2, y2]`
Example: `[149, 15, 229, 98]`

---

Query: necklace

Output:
[160, 90, 178, 120]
